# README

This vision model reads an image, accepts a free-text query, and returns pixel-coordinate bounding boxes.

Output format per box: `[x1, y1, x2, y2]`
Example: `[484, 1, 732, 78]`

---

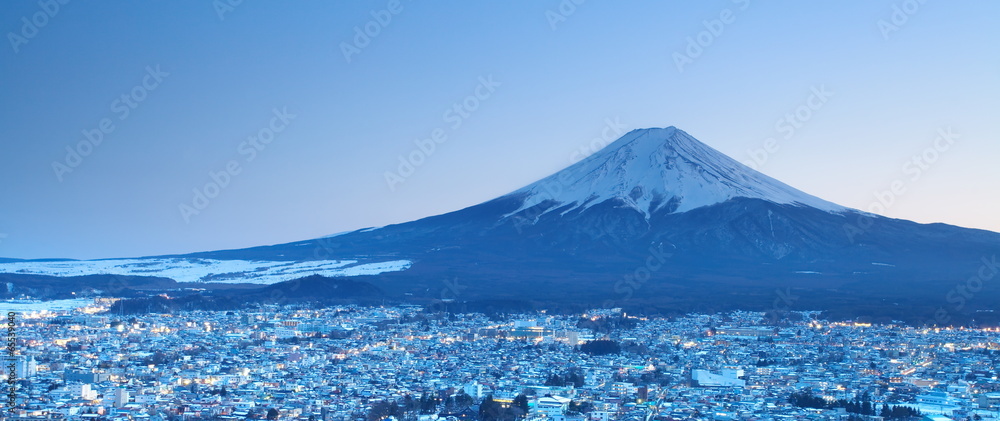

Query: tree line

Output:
[789, 391, 921, 419]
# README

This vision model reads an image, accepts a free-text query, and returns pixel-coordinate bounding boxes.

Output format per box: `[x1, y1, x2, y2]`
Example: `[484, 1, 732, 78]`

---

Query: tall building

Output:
[463, 382, 485, 399]
[114, 388, 131, 408]
[68, 383, 98, 400]
[15, 356, 37, 378]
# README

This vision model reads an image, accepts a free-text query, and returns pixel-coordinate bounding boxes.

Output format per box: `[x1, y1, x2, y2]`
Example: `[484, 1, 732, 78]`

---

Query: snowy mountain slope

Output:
[504, 127, 846, 220]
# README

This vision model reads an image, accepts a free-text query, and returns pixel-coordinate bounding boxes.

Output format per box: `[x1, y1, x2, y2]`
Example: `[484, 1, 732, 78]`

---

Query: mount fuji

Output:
[4, 127, 999, 323]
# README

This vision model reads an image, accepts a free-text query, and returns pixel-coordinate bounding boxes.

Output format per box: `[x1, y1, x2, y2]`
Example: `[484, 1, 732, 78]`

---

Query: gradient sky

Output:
[1, 1, 998, 260]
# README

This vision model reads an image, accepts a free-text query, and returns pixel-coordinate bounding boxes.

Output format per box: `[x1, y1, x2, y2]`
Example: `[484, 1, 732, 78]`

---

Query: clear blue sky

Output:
[1, 1, 997, 259]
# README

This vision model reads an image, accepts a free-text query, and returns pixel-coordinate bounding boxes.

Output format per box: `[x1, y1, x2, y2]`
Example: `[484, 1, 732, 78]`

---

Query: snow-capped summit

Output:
[505, 127, 846, 219]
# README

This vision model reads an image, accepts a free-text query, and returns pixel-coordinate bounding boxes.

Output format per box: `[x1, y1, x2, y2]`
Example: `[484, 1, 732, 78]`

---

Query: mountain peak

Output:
[503, 126, 847, 218]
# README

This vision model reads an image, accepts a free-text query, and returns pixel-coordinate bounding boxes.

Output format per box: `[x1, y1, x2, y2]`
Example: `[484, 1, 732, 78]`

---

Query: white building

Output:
[916, 391, 964, 415]
[463, 382, 485, 399]
[273, 327, 298, 339]
[68, 383, 98, 400]
[113, 388, 131, 407]
[513, 320, 537, 328]
[536, 395, 571, 420]
[562, 331, 581, 345]
[15, 355, 37, 378]
[589, 410, 611, 421]
[692, 368, 745, 387]
[134, 394, 158, 405]
[610, 382, 638, 396]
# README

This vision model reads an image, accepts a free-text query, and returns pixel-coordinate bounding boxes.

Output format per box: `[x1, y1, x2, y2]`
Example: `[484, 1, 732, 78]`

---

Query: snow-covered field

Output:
[0, 258, 412, 285]
[0, 298, 95, 312]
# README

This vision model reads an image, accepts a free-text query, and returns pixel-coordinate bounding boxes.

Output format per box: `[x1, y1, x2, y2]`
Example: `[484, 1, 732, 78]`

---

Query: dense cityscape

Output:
[2, 300, 1000, 421]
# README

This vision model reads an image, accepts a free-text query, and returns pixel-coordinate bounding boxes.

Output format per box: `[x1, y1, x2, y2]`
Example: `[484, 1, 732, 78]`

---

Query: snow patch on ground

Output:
[0, 257, 412, 285]
[0, 298, 95, 312]
[333, 260, 412, 277]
